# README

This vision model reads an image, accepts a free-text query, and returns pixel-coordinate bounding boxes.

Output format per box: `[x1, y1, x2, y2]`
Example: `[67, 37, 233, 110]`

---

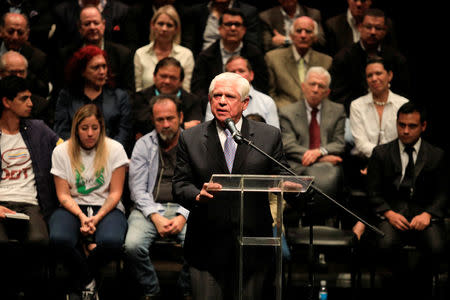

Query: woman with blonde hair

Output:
[49, 104, 129, 299]
[134, 4, 194, 92]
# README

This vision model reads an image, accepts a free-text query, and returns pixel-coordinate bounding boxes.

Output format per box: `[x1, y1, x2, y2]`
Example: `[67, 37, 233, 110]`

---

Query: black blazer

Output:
[55, 40, 134, 93]
[131, 85, 203, 137]
[191, 40, 269, 113]
[329, 42, 410, 115]
[368, 139, 448, 219]
[173, 118, 290, 271]
[181, 0, 261, 58]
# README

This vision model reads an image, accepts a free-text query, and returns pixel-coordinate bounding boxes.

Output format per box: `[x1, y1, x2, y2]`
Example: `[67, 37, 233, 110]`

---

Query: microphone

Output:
[225, 118, 243, 144]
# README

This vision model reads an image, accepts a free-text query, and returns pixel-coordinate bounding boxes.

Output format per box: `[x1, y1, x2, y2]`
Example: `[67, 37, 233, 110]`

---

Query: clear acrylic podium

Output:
[207, 174, 314, 300]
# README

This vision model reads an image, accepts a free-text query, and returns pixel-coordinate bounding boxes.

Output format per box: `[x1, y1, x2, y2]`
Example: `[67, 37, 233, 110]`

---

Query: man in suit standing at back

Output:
[173, 72, 290, 300]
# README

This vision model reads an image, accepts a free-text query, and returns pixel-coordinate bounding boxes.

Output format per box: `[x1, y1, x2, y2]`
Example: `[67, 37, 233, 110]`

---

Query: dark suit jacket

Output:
[259, 4, 325, 52]
[173, 118, 290, 271]
[329, 42, 410, 115]
[131, 85, 203, 137]
[181, 1, 261, 58]
[324, 13, 397, 56]
[368, 139, 448, 219]
[191, 40, 269, 113]
[55, 40, 134, 93]
[15, 42, 50, 98]
[51, 0, 129, 48]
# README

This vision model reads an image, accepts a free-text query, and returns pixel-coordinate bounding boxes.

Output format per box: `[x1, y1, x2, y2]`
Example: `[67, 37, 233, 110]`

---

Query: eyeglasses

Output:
[222, 22, 243, 28]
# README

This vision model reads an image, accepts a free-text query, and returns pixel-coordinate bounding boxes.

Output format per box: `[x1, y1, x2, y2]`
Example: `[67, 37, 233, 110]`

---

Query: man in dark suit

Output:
[132, 57, 202, 141]
[324, 0, 397, 56]
[182, 0, 260, 58]
[53, 5, 134, 93]
[0, 12, 50, 99]
[191, 8, 268, 114]
[173, 72, 290, 299]
[367, 102, 447, 299]
[329, 8, 409, 115]
[51, 0, 129, 49]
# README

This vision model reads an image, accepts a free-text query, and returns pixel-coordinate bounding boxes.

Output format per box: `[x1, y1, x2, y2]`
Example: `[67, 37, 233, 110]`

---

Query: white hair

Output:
[305, 66, 331, 87]
[289, 16, 319, 36]
[208, 72, 250, 101]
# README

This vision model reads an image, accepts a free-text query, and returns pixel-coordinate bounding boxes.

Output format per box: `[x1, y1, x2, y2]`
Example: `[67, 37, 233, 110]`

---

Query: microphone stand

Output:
[235, 133, 384, 300]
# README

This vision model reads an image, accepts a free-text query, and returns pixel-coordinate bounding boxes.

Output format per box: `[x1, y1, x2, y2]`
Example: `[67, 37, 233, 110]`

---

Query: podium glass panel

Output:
[207, 174, 314, 300]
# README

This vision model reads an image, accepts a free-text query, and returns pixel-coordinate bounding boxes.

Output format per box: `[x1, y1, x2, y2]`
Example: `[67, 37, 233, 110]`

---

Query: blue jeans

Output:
[124, 203, 189, 295]
[48, 206, 127, 288]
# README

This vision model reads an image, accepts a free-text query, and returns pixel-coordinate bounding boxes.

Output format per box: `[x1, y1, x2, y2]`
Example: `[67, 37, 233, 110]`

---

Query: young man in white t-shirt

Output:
[0, 76, 61, 298]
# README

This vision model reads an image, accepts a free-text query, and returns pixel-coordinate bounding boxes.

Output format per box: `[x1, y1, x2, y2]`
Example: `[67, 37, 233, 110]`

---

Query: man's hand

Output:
[184, 120, 201, 129]
[167, 215, 187, 235]
[196, 182, 222, 203]
[410, 212, 431, 231]
[151, 213, 172, 238]
[301, 149, 322, 166]
[0, 205, 15, 219]
[272, 29, 287, 47]
[384, 210, 410, 231]
[352, 221, 366, 240]
[318, 155, 343, 165]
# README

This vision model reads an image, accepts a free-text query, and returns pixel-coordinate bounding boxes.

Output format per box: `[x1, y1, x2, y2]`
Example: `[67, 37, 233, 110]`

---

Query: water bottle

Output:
[318, 280, 328, 300]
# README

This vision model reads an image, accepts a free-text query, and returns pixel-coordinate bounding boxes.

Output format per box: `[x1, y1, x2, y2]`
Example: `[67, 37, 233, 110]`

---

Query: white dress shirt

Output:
[350, 91, 409, 158]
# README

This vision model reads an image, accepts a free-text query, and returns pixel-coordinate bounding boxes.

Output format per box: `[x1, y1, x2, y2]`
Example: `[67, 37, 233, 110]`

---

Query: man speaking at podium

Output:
[173, 72, 290, 300]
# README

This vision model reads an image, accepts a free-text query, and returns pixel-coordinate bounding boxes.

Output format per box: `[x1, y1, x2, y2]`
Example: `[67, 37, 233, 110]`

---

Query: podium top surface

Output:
[207, 174, 313, 193]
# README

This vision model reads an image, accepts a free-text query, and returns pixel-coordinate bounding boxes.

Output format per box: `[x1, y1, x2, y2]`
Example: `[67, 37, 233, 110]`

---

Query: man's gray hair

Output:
[0, 50, 28, 71]
[208, 72, 250, 101]
[305, 66, 331, 87]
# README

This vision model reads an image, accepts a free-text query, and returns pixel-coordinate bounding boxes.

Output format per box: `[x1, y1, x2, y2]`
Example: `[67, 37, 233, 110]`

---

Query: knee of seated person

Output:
[124, 239, 149, 257]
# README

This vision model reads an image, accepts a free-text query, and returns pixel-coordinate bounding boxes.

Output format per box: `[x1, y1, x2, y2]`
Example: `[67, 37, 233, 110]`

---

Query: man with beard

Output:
[124, 94, 191, 300]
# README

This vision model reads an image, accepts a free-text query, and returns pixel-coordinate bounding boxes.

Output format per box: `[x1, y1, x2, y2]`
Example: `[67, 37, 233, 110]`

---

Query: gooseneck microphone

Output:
[225, 118, 243, 144]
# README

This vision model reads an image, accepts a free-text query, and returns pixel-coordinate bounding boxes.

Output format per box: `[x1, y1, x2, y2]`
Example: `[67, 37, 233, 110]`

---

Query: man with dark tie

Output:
[278, 66, 345, 224]
[365, 101, 447, 299]
[173, 72, 290, 299]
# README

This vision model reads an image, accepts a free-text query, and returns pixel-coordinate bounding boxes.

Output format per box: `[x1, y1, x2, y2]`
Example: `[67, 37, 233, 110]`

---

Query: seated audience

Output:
[191, 8, 269, 112]
[365, 102, 447, 299]
[55, 5, 134, 94]
[125, 94, 191, 299]
[0, 12, 51, 98]
[132, 57, 202, 141]
[329, 8, 409, 115]
[205, 55, 279, 128]
[134, 4, 194, 93]
[54, 45, 131, 150]
[49, 103, 129, 300]
[324, 0, 397, 56]
[265, 16, 332, 108]
[121, 0, 188, 52]
[51, 0, 129, 49]
[182, 0, 260, 57]
[259, 0, 325, 52]
[349, 56, 408, 181]
[279, 67, 345, 224]
[0, 76, 60, 298]
[0, 51, 52, 126]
